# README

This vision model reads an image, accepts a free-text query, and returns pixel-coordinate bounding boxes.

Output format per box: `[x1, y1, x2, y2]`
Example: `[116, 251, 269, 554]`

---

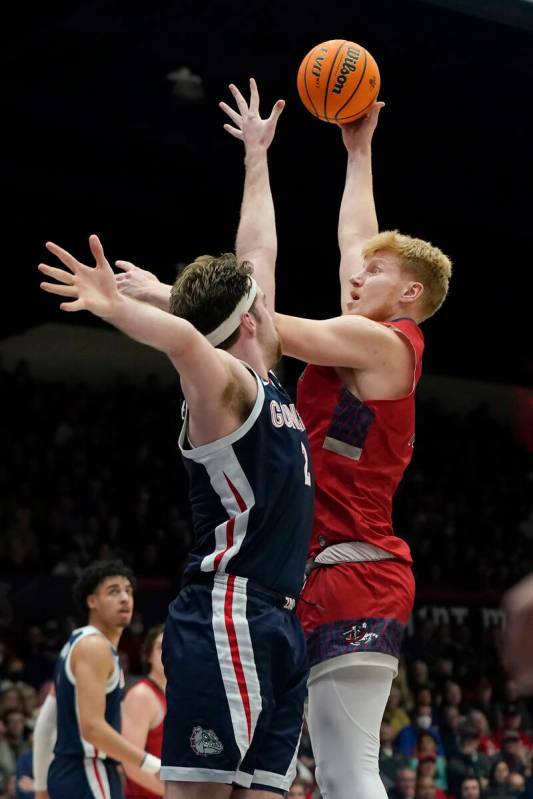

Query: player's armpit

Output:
[276, 312, 406, 371]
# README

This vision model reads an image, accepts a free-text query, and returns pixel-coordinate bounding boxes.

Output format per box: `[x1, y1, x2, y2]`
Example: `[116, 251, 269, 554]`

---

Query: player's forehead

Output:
[363, 248, 401, 270]
[97, 575, 133, 592]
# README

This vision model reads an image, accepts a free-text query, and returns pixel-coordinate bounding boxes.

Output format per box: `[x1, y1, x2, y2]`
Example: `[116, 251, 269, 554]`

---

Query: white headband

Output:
[206, 277, 258, 347]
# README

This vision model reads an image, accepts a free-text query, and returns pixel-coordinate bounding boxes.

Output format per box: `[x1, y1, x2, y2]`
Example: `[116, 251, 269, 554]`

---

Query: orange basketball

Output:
[297, 39, 380, 124]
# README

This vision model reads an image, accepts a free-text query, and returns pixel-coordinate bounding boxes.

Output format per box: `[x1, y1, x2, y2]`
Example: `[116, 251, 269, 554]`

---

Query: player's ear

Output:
[240, 312, 257, 336]
[402, 282, 424, 304]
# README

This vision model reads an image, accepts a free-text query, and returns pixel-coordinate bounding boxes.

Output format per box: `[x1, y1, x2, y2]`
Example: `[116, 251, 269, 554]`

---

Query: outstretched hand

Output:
[114, 259, 160, 301]
[38, 234, 119, 318]
[220, 77, 285, 150]
[340, 101, 385, 153]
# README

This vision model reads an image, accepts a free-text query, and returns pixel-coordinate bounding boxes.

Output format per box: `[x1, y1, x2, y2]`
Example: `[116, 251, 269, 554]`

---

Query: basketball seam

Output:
[323, 41, 346, 122]
[302, 51, 319, 118]
[335, 48, 369, 121]
[337, 94, 377, 123]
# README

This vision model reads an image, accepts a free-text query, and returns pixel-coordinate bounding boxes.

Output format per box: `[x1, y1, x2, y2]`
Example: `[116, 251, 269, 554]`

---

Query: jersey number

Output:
[301, 443, 312, 486]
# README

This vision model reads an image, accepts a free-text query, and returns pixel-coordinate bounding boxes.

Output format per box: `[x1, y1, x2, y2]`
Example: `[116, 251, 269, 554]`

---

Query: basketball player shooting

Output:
[219, 79, 453, 799]
[38, 237, 314, 799]
[32, 560, 162, 799]
[109, 77, 452, 799]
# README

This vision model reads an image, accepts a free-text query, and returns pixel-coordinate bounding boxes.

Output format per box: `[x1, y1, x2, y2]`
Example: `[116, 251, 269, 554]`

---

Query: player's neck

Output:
[87, 617, 123, 649]
[227, 340, 269, 380]
[147, 669, 166, 692]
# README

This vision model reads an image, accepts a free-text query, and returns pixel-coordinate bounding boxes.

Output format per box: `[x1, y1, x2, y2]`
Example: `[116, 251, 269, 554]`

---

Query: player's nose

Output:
[350, 274, 364, 286]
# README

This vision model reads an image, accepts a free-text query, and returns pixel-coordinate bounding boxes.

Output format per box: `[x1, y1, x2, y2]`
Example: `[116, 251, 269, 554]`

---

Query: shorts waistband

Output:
[182, 571, 297, 611]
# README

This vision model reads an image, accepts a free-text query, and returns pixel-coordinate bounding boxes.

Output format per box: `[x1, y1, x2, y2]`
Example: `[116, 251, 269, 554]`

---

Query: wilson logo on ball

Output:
[297, 38, 381, 124]
[331, 46, 361, 95]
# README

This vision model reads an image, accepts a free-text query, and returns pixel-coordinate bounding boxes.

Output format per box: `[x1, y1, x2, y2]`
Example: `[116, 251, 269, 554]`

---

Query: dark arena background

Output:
[1, 1, 532, 797]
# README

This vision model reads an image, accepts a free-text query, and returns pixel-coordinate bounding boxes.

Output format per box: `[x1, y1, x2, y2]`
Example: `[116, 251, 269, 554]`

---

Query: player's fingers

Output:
[37, 263, 75, 284]
[219, 102, 241, 126]
[40, 281, 78, 297]
[223, 124, 244, 140]
[60, 299, 85, 312]
[249, 77, 260, 114]
[45, 242, 81, 273]
[228, 83, 248, 114]
[89, 234, 109, 268]
[115, 260, 136, 272]
[269, 99, 285, 124]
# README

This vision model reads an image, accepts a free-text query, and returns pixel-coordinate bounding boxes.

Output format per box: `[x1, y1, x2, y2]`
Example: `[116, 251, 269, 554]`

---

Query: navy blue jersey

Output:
[179, 367, 314, 598]
[54, 626, 124, 759]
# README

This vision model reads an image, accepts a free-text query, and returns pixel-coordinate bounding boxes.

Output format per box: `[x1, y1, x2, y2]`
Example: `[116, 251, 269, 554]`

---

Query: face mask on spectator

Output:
[417, 715, 432, 729]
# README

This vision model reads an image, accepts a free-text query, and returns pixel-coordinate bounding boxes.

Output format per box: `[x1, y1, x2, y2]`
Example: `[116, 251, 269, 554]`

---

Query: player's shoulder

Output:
[125, 680, 160, 707]
[71, 631, 114, 661]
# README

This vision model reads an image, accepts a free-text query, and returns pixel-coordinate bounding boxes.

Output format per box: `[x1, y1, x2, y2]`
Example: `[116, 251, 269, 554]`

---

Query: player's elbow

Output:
[79, 717, 103, 745]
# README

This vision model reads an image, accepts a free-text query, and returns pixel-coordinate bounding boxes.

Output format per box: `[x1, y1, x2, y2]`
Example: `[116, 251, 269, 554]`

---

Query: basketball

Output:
[297, 39, 380, 124]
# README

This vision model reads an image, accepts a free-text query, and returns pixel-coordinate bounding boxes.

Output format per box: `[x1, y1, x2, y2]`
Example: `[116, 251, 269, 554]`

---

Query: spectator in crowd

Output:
[440, 705, 464, 759]
[494, 706, 533, 751]
[0, 719, 16, 781]
[471, 677, 500, 732]
[498, 730, 530, 775]
[2, 712, 28, 763]
[380, 721, 410, 791]
[467, 709, 498, 757]
[415, 775, 443, 799]
[410, 662, 432, 693]
[388, 766, 416, 799]
[409, 733, 447, 790]
[446, 724, 491, 798]
[442, 680, 465, 714]
[461, 776, 482, 798]
[395, 705, 444, 757]
[385, 684, 412, 737]
[497, 684, 533, 733]
[487, 760, 512, 796]
[508, 772, 526, 796]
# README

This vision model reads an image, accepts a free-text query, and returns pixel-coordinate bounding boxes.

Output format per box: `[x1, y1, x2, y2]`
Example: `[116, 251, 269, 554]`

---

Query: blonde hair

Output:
[362, 230, 452, 319]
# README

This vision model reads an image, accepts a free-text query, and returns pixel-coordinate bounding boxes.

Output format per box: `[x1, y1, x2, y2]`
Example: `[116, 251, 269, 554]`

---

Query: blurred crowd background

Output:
[0, 359, 531, 798]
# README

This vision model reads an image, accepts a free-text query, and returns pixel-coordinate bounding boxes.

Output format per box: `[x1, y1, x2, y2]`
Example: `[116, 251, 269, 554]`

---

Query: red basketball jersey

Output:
[297, 318, 424, 563]
[124, 678, 166, 799]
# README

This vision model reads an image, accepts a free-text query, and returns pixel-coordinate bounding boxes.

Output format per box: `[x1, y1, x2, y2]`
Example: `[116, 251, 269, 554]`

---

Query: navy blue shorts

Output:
[48, 755, 122, 799]
[161, 573, 309, 795]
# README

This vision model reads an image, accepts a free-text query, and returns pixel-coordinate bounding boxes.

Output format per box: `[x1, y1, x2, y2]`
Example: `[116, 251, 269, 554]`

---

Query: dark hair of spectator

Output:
[141, 624, 165, 672]
[73, 560, 136, 618]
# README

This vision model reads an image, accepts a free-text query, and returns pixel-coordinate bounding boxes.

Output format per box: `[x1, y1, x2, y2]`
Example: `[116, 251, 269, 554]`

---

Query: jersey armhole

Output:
[383, 323, 419, 397]
[179, 370, 265, 459]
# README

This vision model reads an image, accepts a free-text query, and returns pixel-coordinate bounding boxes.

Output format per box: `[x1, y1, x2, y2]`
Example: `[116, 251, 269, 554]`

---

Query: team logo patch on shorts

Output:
[189, 725, 223, 757]
[343, 622, 379, 647]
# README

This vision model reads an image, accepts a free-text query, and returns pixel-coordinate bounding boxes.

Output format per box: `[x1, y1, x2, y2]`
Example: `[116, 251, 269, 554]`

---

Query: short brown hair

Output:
[169, 253, 256, 349]
[141, 624, 164, 672]
[362, 230, 452, 319]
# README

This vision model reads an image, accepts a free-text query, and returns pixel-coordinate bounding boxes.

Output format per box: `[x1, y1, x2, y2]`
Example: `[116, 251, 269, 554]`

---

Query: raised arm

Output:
[337, 103, 384, 312]
[38, 235, 255, 426]
[114, 260, 172, 311]
[220, 78, 285, 315]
